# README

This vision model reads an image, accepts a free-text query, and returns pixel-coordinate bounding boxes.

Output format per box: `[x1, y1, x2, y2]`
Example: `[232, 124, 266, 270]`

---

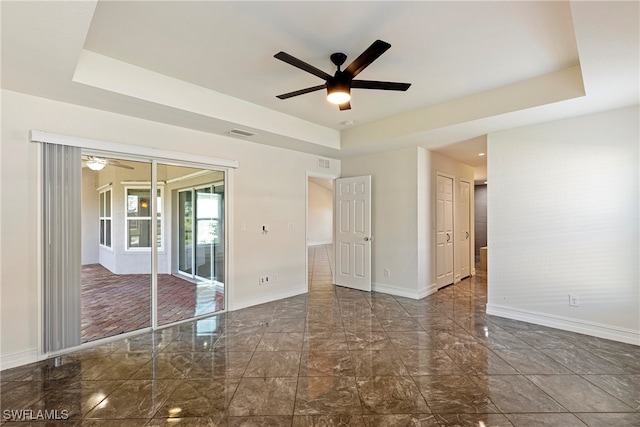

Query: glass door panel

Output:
[80, 156, 152, 343]
[157, 164, 225, 326]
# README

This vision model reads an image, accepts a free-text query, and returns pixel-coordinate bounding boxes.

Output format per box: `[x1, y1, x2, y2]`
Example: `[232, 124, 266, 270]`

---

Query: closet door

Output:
[460, 180, 471, 279]
[436, 174, 454, 288]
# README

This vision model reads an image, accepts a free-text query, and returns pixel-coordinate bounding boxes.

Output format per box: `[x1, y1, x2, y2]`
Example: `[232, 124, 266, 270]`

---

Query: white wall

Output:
[0, 89, 340, 368]
[342, 147, 421, 298]
[81, 168, 99, 265]
[487, 106, 639, 345]
[307, 179, 333, 246]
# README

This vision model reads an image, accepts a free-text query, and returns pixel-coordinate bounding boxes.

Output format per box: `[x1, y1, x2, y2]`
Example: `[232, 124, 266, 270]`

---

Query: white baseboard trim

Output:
[372, 282, 438, 300]
[230, 286, 307, 311]
[486, 303, 640, 346]
[420, 283, 439, 299]
[0, 348, 40, 371]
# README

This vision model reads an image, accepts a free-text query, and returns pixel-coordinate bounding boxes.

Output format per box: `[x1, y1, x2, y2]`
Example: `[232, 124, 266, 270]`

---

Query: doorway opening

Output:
[307, 176, 335, 291]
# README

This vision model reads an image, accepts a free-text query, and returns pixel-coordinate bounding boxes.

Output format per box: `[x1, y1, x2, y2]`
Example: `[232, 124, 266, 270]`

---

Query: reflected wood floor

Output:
[81, 264, 224, 343]
[1, 244, 638, 426]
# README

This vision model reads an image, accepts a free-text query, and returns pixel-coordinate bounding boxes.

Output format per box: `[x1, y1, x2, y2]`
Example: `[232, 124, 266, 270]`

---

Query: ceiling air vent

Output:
[318, 158, 331, 169]
[227, 129, 256, 138]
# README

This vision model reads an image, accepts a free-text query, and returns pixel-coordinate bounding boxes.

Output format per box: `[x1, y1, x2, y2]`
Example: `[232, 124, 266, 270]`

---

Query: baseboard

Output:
[420, 283, 439, 299]
[0, 348, 40, 371]
[372, 282, 438, 300]
[486, 303, 640, 346]
[230, 286, 307, 311]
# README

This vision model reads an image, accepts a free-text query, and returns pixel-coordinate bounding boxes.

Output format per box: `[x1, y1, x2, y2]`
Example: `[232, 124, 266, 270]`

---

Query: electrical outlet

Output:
[384, 268, 391, 277]
[259, 276, 270, 285]
[569, 294, 580, 307]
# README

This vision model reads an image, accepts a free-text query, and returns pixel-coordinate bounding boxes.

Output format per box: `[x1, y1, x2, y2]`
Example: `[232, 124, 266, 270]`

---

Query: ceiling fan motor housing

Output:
[330, 52, 347, 69]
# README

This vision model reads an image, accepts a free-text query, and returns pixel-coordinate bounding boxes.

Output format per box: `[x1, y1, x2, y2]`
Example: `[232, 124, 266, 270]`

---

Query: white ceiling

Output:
[2, 1, 638, 183]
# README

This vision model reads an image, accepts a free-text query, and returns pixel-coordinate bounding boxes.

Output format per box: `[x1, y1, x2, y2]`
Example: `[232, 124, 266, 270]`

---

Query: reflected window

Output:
[98, 187, 112, 248]
[125, 187, 163, 250]
[177, 182, 224, 283]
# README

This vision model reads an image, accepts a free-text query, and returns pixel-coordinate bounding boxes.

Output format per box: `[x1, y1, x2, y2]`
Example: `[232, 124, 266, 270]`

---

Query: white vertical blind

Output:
[43, 143, 82, 352]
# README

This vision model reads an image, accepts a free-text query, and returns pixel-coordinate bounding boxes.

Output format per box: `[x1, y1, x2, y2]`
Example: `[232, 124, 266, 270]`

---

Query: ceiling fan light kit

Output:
[275, 39, 411, 110]
[327, 80, 351, 105]
[86, 158, 106, 171]
[82, 156, 135, 171]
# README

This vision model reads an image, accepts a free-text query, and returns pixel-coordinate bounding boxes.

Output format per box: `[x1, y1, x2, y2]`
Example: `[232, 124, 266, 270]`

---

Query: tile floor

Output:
[1, 245, 638, 426]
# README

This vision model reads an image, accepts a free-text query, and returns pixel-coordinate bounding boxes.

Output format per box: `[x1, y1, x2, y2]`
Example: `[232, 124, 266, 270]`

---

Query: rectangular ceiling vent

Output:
[318, 158, 331, 169]
[227, 128, 256, 138]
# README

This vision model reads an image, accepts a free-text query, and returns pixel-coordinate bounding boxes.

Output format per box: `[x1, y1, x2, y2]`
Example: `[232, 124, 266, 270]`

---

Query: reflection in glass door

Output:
[159, 164, 225, 327]
[178, 190, 193, 275]
[178, 184, 224, 283]
[195, 187, 223, 282]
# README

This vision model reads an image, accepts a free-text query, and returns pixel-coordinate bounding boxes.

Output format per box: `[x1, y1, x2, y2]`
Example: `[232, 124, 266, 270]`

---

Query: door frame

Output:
[305, 171, 339, 289]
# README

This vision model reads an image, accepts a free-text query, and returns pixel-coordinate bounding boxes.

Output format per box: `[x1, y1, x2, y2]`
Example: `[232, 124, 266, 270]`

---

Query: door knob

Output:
[364, 237, 370, 241]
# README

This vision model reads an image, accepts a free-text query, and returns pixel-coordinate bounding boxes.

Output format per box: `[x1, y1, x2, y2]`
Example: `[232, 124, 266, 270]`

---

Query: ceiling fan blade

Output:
[107, 160, 134, 170]
[274, 52, 332, 81]
[351, 80, 411, 91]
[110, 163, 134, 170]
[276, 84, 327, 100]
[339, 102, 351, 111]
[344, 39, 391, 78]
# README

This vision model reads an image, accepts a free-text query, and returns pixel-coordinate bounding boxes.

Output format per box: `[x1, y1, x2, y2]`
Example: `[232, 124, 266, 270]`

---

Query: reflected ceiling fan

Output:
[82, 155, 134, 171]
[274, 39, 411, 110]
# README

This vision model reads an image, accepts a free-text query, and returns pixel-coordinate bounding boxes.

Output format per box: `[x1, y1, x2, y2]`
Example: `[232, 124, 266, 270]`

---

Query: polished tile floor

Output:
[1, 245, 638, 426]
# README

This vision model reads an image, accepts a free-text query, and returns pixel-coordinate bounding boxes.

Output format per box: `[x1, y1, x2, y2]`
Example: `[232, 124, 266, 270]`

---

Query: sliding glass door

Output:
[77, 156, 226, 340]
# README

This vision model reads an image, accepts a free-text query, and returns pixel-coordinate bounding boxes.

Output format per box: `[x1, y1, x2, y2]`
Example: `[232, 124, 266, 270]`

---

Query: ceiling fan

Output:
[274, 39, 411, 110]
[82, 155, 134, 171]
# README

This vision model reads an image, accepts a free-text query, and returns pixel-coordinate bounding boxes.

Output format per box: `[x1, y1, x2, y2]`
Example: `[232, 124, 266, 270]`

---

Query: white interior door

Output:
[460, 180, 471, 279]
[335, 176, 372, 291]
[436, 174, 454, 288]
